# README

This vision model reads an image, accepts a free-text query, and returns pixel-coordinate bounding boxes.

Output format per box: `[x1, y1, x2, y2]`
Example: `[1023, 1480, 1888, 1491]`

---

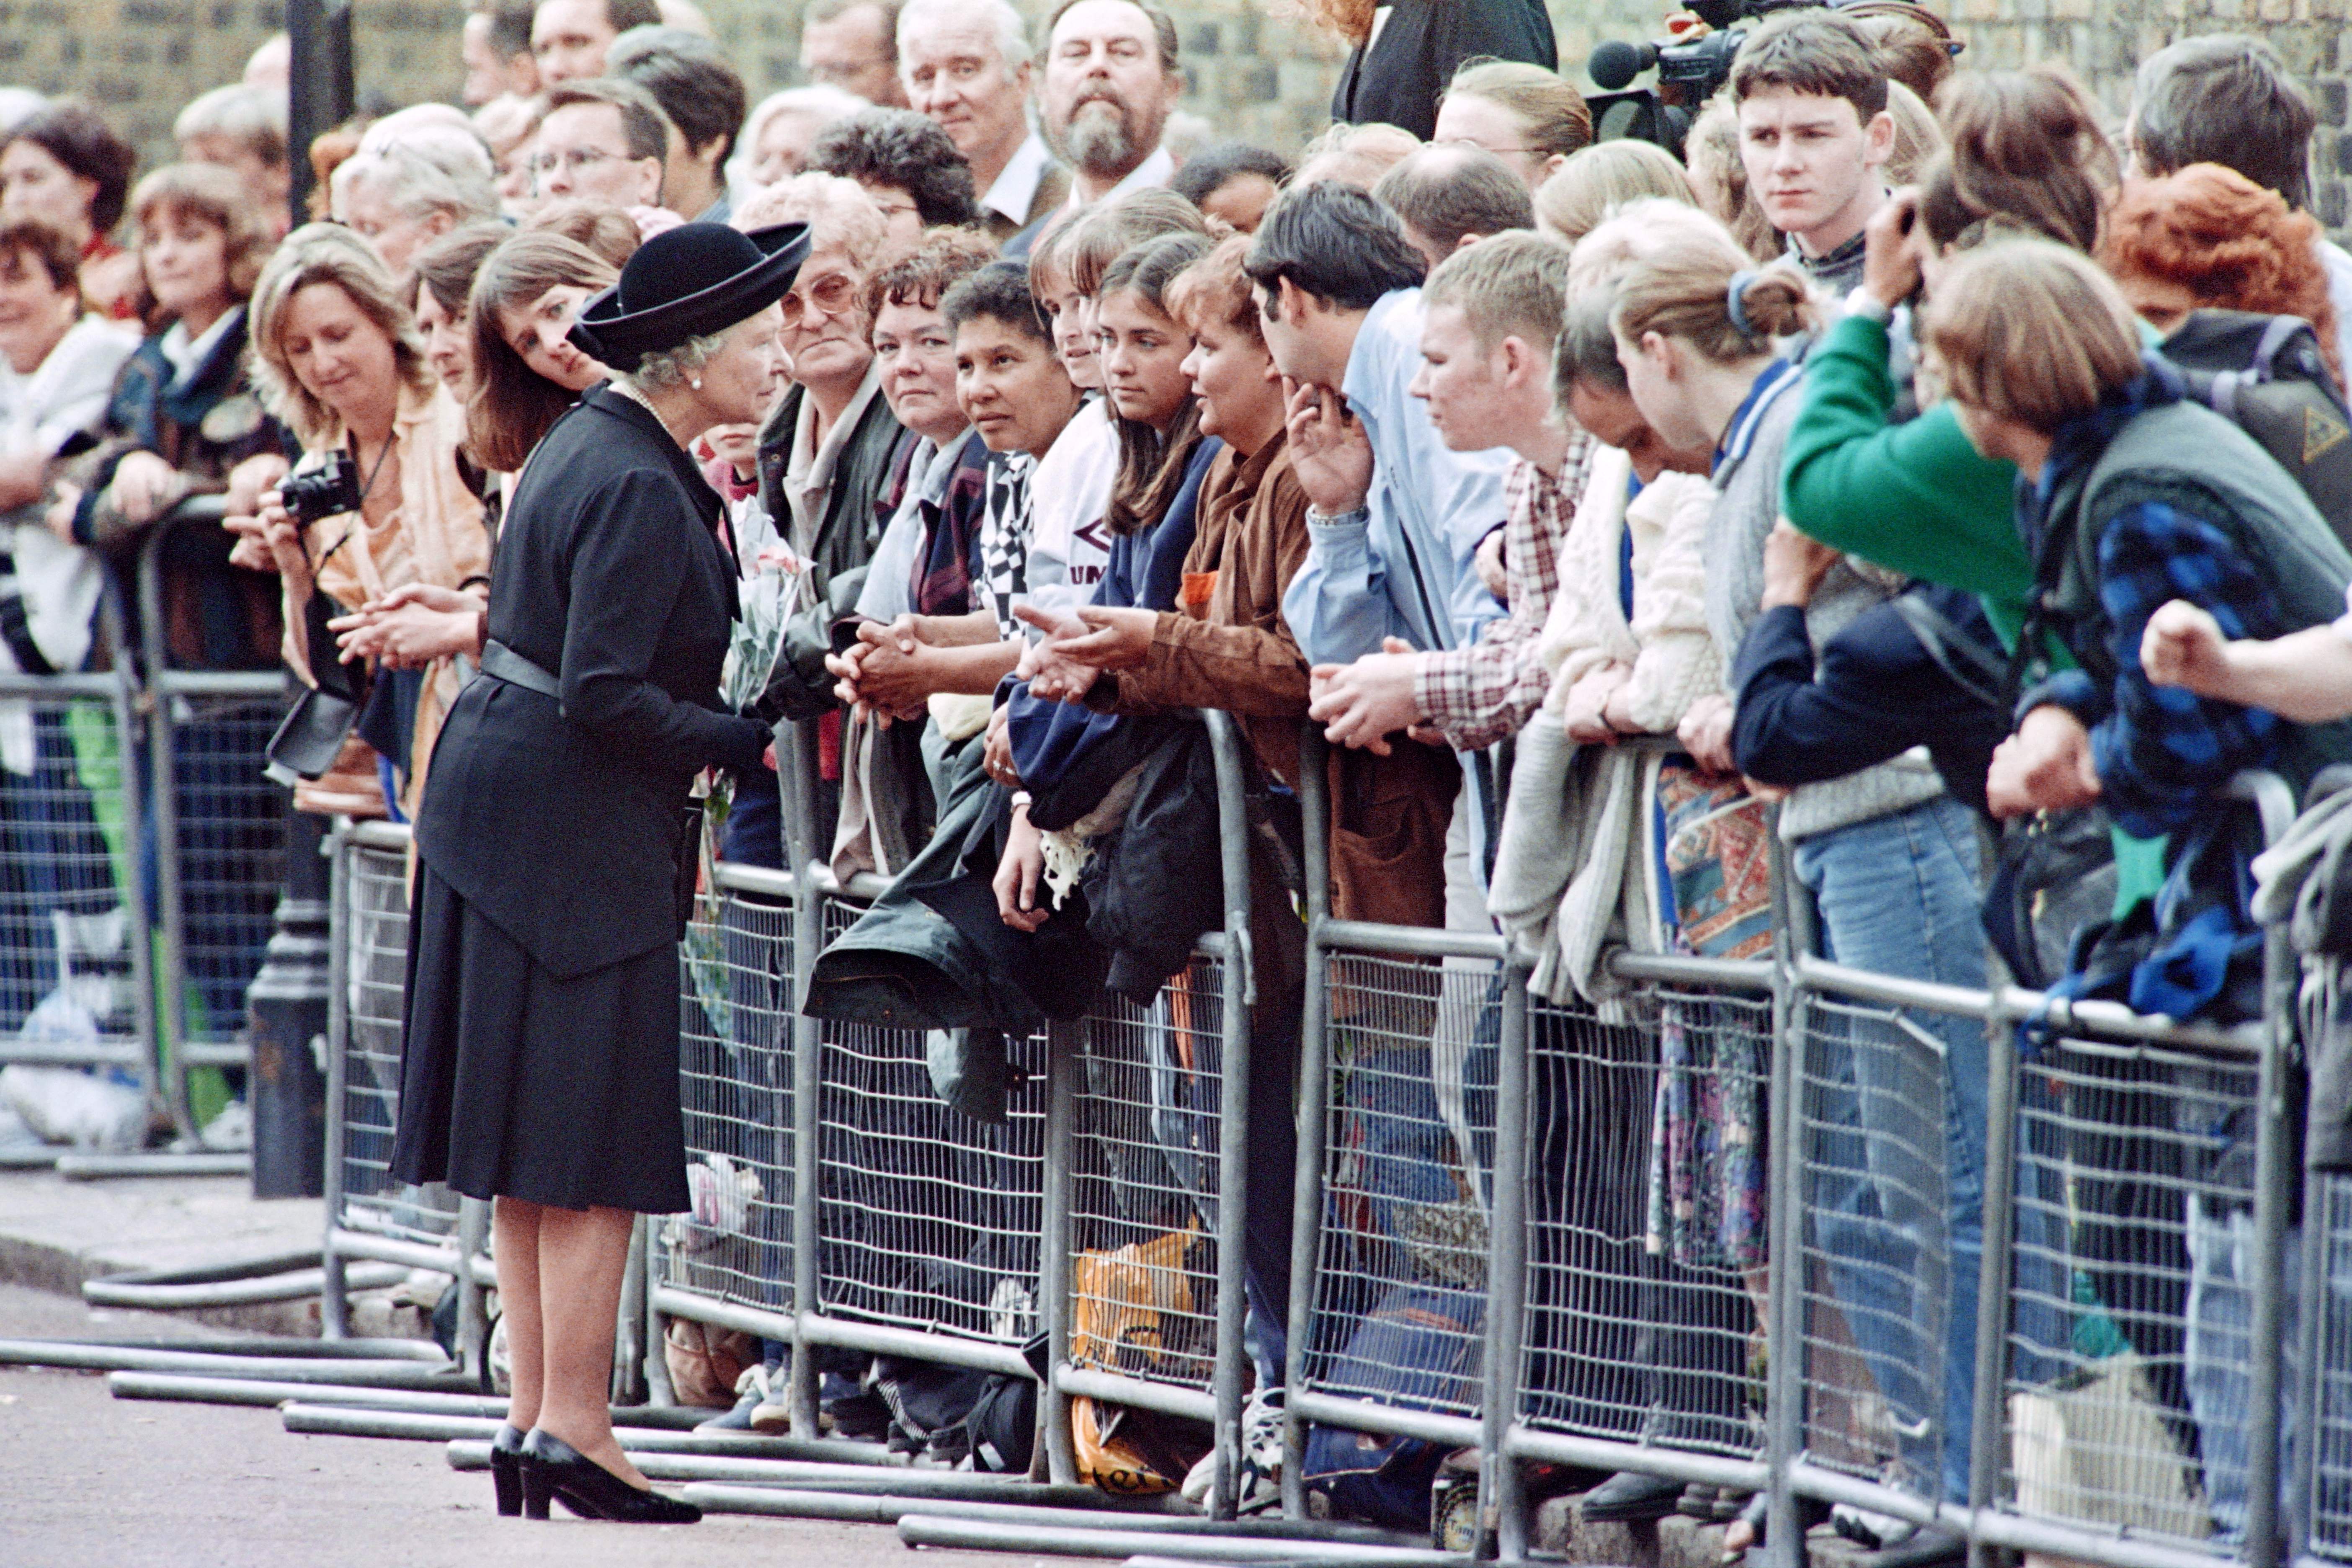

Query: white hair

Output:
[331, 146, 500, 227]
[357, 107, 495, 180]
[730, 86, 870, 196]
[626, 327, 730, 392]
[732, 170, 888, 262]
[0, 89, 44, 137]
[173, 83, 287, 159]
[895, 0, 1029, 75]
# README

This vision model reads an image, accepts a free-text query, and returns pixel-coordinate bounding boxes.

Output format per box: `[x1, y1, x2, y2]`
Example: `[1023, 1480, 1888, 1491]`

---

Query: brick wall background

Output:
[4, 0, 2346, 230]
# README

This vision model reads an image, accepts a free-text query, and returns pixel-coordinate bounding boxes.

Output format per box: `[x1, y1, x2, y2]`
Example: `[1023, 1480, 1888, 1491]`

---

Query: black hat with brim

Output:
[568, 220, 811, 374]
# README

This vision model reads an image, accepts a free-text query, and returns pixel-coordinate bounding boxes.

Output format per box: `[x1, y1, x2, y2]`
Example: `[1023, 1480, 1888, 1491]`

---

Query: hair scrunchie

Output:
[1726, 269, 1761, 338]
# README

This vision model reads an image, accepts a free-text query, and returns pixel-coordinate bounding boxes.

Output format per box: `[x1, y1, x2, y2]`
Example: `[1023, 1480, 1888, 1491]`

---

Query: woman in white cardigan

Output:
[1488, 284, 1718, 1006]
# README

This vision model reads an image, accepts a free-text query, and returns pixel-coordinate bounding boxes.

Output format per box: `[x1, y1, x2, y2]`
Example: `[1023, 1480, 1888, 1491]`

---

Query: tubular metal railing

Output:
[312, 708, 2320, 1568]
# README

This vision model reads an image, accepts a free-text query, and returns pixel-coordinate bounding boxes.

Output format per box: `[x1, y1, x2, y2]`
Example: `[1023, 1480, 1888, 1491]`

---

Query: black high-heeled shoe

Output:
[489, 1423, 527, 1517]
[518, 1429, 701, 1524]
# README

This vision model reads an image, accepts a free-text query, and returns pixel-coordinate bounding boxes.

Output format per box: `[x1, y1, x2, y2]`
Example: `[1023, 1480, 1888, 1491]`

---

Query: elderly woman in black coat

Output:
[391, 222, 806, 1525]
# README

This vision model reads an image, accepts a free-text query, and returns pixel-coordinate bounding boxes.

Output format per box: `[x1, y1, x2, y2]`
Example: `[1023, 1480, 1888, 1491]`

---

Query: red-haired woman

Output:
[2102, 160, 2344, 390]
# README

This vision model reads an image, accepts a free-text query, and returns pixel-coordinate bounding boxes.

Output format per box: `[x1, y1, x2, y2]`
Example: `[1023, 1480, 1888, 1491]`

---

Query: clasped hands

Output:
[329, 582, 487, 670]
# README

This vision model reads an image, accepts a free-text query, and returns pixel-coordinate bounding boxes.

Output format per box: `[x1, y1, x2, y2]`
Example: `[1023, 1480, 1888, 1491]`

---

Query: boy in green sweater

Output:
[1777, 188, 2031, 643]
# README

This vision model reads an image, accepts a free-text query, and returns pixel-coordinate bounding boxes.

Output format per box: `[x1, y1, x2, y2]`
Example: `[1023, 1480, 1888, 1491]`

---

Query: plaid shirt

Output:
[1413, 435, 1594, 750]
[2030, 498, 2290, 839]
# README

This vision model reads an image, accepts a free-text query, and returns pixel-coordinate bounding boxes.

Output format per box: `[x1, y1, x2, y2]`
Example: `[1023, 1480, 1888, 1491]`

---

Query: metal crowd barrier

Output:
[318, 817, 489, 1376]
[137, 511, 289, 1144]
[645, 712, 1263, 1511]
[0, 498, 302, 1161]
[0, 592, 157, 1107]
[315, 696, 2319, 1568]
[0, 493, 291, 1162]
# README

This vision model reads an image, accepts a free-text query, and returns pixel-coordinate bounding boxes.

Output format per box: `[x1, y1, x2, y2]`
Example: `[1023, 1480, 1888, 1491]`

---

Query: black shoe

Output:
[518, 1430, 701, 1524]
[1856, 1522, 1965, 1568]
[1580, 1469, 1686, 1524]
[490, 1423, 526, 1517]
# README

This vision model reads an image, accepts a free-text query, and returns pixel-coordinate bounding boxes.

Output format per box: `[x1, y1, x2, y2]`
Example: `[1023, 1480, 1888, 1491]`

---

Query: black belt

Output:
[478, 639, 560, 698]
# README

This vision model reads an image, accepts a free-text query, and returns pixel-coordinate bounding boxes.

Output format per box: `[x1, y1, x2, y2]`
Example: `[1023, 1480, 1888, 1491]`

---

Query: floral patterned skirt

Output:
[1646, 763, 1774, 1273]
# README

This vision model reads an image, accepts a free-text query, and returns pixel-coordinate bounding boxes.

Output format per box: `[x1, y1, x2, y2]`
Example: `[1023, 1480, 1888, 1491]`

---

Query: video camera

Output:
[1584, 0, 1827, 156]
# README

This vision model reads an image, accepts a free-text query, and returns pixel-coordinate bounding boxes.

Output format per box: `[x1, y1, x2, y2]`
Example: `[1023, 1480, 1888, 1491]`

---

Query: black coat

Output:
[1729, 587, 2008, 816]
[415, 384, 768, 978]
[1329, 0, 1557, 141]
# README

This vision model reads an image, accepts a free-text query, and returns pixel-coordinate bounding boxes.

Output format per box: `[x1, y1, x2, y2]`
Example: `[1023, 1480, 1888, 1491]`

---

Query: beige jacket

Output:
[283, 380, 489, 818]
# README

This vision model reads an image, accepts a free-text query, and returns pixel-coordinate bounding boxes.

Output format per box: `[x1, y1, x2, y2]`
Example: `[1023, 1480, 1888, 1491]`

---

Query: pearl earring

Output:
[691, 376, 703, 389]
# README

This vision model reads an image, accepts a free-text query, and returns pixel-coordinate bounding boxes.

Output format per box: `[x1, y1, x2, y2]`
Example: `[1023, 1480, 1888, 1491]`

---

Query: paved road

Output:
[0, 1284, 1091, 1568]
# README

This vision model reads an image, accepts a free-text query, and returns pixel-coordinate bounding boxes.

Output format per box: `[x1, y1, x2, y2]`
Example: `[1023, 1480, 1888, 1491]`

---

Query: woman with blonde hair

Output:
[1615, 218, 1991, 1524]
[54, 163, 286, 670]
[1534, 139, 1692, 248]
[233, 224, 490, 820]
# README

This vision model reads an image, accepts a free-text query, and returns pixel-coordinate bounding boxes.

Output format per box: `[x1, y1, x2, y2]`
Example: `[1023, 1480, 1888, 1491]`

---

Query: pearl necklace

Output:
[607, 377, 697, 451]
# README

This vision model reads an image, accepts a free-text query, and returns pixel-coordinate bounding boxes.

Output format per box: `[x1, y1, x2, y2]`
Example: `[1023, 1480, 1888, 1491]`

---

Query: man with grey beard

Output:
[1037, 0, 1182, 217]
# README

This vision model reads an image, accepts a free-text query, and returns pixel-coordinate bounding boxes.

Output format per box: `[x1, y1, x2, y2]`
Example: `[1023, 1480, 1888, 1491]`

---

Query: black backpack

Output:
[2154, 309, 2352, 546]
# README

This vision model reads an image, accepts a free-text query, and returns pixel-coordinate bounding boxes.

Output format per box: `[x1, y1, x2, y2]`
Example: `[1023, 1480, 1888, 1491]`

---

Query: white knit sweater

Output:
[1534, 444, 1723, 729]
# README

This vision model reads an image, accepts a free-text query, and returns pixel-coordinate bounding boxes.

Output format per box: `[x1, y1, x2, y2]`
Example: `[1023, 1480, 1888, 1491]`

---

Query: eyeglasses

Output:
[781, 272, 860, 328]
[529, 146, 627, 179]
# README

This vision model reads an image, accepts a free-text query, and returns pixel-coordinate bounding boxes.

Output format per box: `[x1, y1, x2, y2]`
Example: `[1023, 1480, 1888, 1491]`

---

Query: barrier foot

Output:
[895, 1514, 1468, 1563]
[55, 1150, 252, 1180]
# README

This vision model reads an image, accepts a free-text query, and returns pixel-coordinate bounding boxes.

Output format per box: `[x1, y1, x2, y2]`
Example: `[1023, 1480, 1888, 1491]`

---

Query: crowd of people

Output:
[9, 0, 2352, 1545]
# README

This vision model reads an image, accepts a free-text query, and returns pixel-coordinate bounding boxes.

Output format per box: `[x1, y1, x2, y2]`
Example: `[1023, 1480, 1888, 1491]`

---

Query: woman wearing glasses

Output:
[724, 173, 914, 856]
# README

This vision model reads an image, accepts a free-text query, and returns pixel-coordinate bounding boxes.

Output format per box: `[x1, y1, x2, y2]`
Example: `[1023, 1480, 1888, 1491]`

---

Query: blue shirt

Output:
[1280, 289, 1514, 663]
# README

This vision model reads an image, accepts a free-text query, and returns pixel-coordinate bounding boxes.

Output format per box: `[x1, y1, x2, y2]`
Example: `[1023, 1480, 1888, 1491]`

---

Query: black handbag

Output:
[265, 591, 366, 783]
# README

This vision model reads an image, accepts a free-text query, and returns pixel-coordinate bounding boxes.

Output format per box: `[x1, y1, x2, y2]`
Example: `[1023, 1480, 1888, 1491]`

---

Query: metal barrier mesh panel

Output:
[1302, 950, 1492, 1421]
[811, 894, 1042, 1345]
[1520, 980, 1769, 1458]
[2000, 1031, 2257, 1552]
[0, 701, 141, 1049]
[1066, 954, 1225, 1393]
[338, 838, 458, 1251]
[2312, 1172, 2352, 1563]
[1797, 988, 1957, 1497]
[171, 695, 286, 1043]
[667, 883, 795, 1315]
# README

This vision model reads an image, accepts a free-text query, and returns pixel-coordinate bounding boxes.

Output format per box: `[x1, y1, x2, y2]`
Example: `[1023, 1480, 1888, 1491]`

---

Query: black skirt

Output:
[391, 861, 691, 1214]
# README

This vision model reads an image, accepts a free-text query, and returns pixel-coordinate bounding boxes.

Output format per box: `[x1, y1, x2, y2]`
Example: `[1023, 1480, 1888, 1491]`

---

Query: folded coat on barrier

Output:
[802, 441, 1234, 1112]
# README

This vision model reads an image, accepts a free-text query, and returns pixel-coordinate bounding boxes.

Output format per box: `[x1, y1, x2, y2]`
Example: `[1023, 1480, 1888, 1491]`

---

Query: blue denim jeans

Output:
[1794, 795, 1989, 1504]
[2185, 1196, 2300, 1545]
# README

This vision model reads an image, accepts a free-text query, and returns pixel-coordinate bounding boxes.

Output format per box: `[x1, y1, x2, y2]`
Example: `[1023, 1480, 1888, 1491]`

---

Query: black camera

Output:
[280, 451, 363, 528]
[1585, 0, 1824, 155]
